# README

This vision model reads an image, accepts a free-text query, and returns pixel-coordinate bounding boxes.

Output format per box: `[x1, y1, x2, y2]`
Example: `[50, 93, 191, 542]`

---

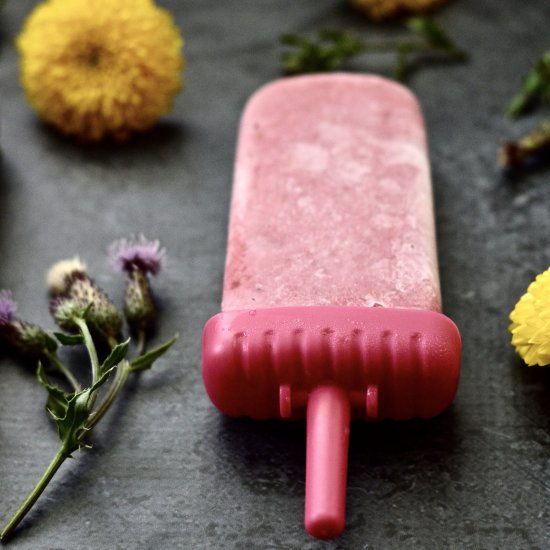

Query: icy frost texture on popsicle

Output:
[223, 74, 440, 312]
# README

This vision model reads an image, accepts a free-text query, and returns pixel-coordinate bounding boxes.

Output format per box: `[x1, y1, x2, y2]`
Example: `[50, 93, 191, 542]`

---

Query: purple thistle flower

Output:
[109, 235, 166, 276]
[0, 290, 17, 326]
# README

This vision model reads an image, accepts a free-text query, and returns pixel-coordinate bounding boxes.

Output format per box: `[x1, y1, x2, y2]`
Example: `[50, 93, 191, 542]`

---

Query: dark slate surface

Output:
[2, 1, 550, 548]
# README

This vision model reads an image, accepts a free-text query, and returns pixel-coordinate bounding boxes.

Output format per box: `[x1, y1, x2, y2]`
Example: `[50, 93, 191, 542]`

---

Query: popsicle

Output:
[202, 73, 461, 540]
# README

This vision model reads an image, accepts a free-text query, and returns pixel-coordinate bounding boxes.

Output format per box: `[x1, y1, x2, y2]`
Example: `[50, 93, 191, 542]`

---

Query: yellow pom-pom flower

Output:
[17, 0, 185, 142]
[349, 0, 448, 21]
[509, 267, 550, 366]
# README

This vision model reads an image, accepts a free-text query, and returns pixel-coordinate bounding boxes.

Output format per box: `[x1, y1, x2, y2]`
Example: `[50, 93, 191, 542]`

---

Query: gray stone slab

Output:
[2, 0, 550, 548]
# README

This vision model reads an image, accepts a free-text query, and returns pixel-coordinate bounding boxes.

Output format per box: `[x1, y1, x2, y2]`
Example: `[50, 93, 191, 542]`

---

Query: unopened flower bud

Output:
[124, 270, 156, 334]
[11, 321, 58, 357]
[47, 260, 122, 340]
[109, 236, 165, 335]
[49, 297, 87, 333]
[0, 290, 57, 359]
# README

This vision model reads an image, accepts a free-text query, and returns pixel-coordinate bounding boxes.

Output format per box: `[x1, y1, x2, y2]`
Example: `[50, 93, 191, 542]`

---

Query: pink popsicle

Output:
[202, 74, 461, 540]
[223, 74, 440, 312]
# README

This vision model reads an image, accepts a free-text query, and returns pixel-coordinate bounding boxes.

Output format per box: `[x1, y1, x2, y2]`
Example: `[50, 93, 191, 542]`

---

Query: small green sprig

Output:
[280, 16, 467, 80]
[506, 52, 550, 118]
[0, 237, 177, 542]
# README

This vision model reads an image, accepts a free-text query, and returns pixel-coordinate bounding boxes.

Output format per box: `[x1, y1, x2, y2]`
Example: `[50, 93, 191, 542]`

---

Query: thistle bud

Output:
[47, 260, 122, 341]
[49, 296, 88, 333]
[124, 270, 156, 334]
[0, 290, 57, 359]
[109, 236, 165, 335]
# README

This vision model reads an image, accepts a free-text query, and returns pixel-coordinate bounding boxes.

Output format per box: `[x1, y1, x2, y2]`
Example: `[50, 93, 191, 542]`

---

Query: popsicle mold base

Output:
[202, 306, 461, 539]
[203, 306, 461, 421]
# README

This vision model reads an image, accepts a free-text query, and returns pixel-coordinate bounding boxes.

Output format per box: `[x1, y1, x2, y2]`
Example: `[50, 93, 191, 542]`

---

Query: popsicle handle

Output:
[305, 385, 351, 540]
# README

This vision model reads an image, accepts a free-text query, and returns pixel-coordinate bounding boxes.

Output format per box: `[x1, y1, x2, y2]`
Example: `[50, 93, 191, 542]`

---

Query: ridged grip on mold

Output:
[202, 306, 461, 420]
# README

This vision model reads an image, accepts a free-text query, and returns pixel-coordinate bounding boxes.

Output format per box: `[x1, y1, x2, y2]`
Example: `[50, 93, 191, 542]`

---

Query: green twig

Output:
[86, 360, 131, 431]
[47, 352, 81, 392]
[280, 16, 467, 79]
[0, 446, 69, 542]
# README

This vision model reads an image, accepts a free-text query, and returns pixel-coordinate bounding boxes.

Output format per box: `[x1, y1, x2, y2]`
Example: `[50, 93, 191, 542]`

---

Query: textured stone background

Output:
[2, 1, 550, 548]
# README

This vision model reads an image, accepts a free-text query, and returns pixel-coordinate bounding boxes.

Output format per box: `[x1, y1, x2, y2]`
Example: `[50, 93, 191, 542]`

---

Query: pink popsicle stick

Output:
[305, 385, 351, 539]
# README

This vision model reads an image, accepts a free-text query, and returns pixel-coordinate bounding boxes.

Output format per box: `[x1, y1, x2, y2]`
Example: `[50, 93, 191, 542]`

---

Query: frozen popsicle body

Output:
[202, 74, 461, 540]
[222, 73, 440, 312]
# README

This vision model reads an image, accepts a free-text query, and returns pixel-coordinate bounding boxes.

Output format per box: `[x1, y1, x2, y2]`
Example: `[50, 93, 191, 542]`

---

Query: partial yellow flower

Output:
[349, 0, 448, 21]
[509, 267, 550, 366]
[17, 0, 185, 142]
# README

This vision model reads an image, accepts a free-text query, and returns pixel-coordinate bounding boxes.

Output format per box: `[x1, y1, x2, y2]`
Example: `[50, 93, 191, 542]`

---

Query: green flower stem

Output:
[73, 317, 102, 413]
[0, 446, 70, 542]
[86, 360, 131, 431]
[74, 317, 100, 386]
[1, 359, 135, 540]
[136, 330, 147, 357]
[1, 357, 136, 541]
[47, 352, 81, 392]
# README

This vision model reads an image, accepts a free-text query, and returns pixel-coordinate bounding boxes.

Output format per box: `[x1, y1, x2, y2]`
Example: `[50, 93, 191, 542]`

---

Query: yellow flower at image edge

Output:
[349, 0, 448, 21]
[17, 0, 185, 142]
[509, 267, 550, 366]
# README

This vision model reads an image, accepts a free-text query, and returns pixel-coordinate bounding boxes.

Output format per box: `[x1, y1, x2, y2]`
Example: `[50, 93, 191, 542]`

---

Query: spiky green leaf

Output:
[56, 390, 93, 454]
[100, 338, 130, 375]
[55, 368, 115, 454]
[36, 363, 72, 421]
[129, 334, 178, 372]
